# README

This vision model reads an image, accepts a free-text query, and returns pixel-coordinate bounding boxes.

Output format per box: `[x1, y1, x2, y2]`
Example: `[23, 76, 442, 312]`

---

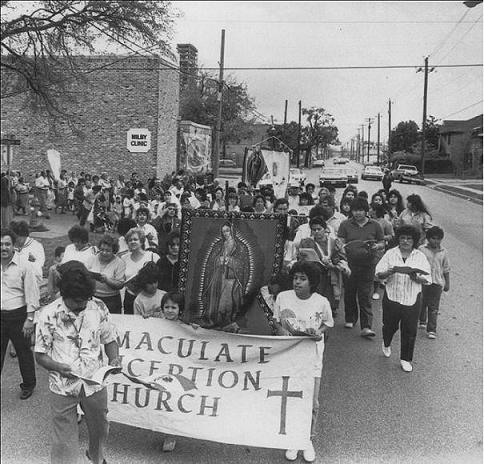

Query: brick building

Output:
[1, 55, 179, 181]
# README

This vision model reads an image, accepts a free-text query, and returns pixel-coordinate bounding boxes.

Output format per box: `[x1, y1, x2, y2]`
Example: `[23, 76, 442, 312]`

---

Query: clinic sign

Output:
[127, 128, 151, 153]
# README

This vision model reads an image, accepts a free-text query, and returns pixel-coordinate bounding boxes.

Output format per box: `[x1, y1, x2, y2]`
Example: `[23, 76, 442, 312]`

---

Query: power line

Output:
[183, 18, 483, 24]
[429, 9, 470, 59]
[438, 14, 483, 63]
[440, 100, 483, 119]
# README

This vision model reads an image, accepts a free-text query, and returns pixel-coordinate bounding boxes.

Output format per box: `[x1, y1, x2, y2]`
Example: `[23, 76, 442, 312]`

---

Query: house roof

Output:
[440, 114, 483, 134]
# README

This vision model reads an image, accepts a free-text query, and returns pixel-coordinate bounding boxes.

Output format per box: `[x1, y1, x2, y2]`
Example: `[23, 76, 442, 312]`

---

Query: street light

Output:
[463, 1, 482, 7]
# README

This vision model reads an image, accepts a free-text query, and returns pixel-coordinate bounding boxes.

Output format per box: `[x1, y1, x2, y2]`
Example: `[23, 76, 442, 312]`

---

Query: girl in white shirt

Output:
[273, 261, 334, 463]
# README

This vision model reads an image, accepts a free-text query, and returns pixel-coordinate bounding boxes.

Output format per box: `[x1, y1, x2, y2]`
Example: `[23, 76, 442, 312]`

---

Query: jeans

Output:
[96, 294, 122, 314]
[382, 292, 421, 362]
[343, 265, 375, 329]
[50, 388, 109, 464]
[0, 307, 36, 391]
[123, 291, 136, 315]
[419, 284, 442, 333]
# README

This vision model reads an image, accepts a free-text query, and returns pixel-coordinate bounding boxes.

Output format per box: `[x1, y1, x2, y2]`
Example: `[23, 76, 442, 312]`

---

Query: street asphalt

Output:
[1, 164, 482, 464]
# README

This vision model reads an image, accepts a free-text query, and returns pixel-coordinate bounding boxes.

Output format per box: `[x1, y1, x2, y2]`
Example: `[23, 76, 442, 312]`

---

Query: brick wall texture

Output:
[1, 55, 179, 181]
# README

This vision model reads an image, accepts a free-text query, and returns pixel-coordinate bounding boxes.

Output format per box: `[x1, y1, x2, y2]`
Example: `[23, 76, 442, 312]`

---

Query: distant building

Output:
[224, 123, 271, 167]
[177, 43, 198, 90]
[439, 114, 483, 174]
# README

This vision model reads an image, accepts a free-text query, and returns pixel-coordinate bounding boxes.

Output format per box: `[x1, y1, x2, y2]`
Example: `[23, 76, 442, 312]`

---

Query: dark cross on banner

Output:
[267, 376, 303, 435]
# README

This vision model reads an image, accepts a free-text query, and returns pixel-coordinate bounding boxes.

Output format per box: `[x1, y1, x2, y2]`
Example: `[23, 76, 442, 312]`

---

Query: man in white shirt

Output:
[35, 171, 51, 219]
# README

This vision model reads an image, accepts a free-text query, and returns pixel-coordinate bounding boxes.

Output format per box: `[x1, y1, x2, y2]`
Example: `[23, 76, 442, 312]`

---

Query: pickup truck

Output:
[390, 164, 424, 184]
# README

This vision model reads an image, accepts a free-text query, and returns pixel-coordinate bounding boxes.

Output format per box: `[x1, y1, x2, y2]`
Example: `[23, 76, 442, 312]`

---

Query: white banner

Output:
[46, 149, 61, 180]
[107, 315, 319, 450]
[260, 150, 290, 198]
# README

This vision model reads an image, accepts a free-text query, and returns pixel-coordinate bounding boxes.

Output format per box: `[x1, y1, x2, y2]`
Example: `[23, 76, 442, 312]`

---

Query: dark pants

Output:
[123, 291, 136, 315]
[420, 284, 443, 333]
[382, 292, 421, 362]
[96, 294, 122, 314]
[79, 205, 90, 226]
[343, 265, 375, 329]
[50, 388, 108, 464]
[0, 307, 36, 391]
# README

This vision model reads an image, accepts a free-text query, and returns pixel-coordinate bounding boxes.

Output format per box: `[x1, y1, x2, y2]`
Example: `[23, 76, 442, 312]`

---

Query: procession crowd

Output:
[1, 166, 450, 464]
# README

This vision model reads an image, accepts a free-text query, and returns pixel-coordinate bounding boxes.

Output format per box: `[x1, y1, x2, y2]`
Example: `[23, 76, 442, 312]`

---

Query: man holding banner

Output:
[35, 264, 120, 464]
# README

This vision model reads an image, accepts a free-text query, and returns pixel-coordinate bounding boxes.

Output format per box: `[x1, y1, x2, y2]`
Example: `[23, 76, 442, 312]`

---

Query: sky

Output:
[170, 1, 483, 146]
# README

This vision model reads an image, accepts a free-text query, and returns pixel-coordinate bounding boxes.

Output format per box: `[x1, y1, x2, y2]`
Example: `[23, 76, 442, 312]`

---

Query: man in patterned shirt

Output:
[35, 263, 120, 464]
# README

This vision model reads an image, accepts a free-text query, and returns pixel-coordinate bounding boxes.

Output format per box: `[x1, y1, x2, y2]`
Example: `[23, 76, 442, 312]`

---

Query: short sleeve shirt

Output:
[34, 297, 118, 397]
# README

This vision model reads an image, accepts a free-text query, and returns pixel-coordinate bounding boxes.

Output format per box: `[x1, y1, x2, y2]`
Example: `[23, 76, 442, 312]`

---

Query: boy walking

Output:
[418, 226, 450, 339]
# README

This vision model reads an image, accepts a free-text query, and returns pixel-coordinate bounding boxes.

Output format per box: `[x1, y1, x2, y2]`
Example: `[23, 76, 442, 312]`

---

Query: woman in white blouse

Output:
[375, 224, 431, 373]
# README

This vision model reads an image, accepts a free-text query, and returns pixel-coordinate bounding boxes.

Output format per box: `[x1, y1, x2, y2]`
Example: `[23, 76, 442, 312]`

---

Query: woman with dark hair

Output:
[376, 225, 431, 372]
[339, 187, 357, 212]
[62, 225, 97, 265]
[339, 198, 353, 218]
[272, 261, 334, 463]
[253, 194, 267, 213]
[398, 194, 432, 245]
[210, 187, 225, 211]
[156, 231, 180, 292]
[386, 189, 405, 229]
[121, 227, 159, 314]
[86, 235, 126, 313]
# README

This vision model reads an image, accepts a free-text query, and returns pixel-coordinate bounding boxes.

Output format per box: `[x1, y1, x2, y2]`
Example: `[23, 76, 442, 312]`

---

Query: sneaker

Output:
[427, 332, 436, 339]
[382, 342, 391, 358]
[162, 437, 177, 452]
[418, 323, 426, 329]
[360, 328, 376, 337]
[303, 441, 316, 462]
[344, 322, 354, 329]
[20, 389, 34, 400]
[372, 292, 380, 300]
[400, 360, 413, 372]
[285, 449, 298, 461]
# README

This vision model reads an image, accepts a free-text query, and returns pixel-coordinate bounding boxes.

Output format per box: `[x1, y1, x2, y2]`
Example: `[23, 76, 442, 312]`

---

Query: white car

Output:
[289, 168, 306, 186]
[312, 159, 325, 168]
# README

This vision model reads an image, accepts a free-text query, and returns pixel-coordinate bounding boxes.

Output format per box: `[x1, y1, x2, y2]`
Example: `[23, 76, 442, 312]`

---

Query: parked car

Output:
[319, 167, 348, 188]
[361, 165, 384, 181]
[390, 164, 419, 181]
[289, 168, 307, 185]
[312, 159, 325, 168]
[219, 159, 236, 168]
[344, 167, 359, 184]
[332, 157, 349, 165]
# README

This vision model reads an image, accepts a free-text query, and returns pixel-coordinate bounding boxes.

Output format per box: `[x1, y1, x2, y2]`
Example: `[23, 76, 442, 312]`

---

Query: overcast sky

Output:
[171, 1, 483, 145]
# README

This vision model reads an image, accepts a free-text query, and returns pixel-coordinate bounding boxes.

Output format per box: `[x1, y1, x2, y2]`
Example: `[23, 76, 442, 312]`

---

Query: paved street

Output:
[1, 167, 482, 464]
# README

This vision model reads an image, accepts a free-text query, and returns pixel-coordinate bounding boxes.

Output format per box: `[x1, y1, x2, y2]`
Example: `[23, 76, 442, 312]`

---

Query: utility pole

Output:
[296, 100, 302, 168]
[283, 100, 288, 126]
[360, 125, 365, 163]
[417, 56, 434, 175]
[388, 99, 392, 168]
[213, 29, 225, 178]
[365, 119, 373, 163]
[357, 129, 360, 163]
[377, 112, 381, 165]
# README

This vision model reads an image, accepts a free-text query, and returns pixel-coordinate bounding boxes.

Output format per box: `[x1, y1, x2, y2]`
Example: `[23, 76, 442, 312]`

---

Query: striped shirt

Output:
[375, 247, 431, 306]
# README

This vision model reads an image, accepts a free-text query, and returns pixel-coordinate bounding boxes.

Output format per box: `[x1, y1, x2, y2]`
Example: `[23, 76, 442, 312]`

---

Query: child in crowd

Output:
[46, 246, 65, 300]
[133, 263, 166, 318]
[418, 226, 451, 339]
[272, 261, 333, 463]
[67, 181, 75, 213]
[159, 291, 184, 321]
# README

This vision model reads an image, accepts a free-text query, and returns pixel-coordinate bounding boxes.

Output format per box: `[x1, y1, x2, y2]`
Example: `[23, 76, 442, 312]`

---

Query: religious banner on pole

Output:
[46, 148, 61, 180]
[106, 315, 319, 450]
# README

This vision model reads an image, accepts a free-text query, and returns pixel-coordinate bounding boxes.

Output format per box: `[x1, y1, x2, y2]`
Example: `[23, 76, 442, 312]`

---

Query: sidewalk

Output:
[425, 177, 483, 205]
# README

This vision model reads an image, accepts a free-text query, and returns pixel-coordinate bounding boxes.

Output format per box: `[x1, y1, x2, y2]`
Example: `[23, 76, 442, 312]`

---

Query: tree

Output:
[301, 107, 340, 167]
[179, 70, 257, 152]
[1, 1, 176, 120]
[423, 115, 441, 150]
[389, 120, 419, 153]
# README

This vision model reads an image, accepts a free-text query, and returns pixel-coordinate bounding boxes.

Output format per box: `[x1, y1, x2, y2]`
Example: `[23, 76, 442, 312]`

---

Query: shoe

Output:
[9, 349, 17, 358]
[303, 441, 316, 462]
[344, 322, 353, 329]
[382, 342, 391, 358]
[400, 360, 413, 372]
[360, 328, 376, 337]
[372, 292, 380, 300]
[86, 450, 107, 464]
[162, 437, 177, 452]
[20, 389, 33, 400]
[285, 449, 298, 461]
[427, 332, 436, 339]
[418, 323, 426, 329]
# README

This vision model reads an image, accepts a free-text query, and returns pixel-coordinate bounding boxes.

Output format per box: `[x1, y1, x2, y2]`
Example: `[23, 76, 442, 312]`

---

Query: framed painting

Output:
[178, 209, 286, 331]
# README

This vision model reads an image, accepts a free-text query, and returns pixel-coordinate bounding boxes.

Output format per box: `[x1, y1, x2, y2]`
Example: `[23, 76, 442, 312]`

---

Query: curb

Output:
[426, 183, 483, 205]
